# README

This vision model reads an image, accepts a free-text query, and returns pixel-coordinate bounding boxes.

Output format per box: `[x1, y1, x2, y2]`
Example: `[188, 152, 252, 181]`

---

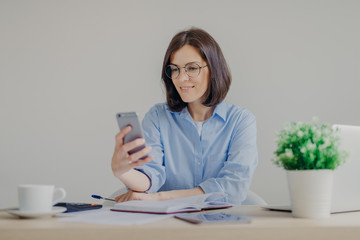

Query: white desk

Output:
[1, 205, 360, 240]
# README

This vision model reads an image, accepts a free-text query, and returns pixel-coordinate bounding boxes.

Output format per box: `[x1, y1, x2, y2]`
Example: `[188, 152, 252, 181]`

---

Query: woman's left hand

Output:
[115, 190, 160, 202]
[114, 188, 204, 203]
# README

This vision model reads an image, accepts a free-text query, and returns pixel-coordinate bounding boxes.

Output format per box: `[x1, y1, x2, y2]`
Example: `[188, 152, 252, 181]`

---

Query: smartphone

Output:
[116, 112, 146, 157]
[174, 212, 251, 224]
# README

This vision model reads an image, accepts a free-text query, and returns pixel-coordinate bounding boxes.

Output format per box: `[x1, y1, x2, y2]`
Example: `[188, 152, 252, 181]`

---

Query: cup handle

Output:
[53, 187, 67, 205]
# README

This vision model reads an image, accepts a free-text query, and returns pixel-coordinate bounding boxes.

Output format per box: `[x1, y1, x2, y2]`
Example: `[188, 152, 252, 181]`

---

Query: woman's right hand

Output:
[111, 126, 153, 179]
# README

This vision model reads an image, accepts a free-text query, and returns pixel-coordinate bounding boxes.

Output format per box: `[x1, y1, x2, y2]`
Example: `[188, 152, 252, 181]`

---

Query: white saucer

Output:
[6, 206, 67, 219]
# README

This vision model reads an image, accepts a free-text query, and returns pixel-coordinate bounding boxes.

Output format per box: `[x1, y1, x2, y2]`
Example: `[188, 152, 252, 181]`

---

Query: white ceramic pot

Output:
[287, 169, 334, 219]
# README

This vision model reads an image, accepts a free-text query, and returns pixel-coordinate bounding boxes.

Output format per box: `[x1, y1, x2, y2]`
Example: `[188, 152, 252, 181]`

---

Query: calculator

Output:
[54, 202, 103, 212]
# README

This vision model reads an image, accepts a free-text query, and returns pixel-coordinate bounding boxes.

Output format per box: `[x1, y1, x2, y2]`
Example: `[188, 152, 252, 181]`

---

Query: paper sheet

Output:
[56, 207, 172, 225]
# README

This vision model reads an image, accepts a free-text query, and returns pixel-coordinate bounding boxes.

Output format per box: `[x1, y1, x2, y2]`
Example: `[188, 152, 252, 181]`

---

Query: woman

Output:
[111, 27, 258, 205]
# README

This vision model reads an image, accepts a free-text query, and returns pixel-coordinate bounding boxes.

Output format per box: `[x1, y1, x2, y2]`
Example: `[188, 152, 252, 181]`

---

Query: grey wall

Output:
[1, 0, 359, 208]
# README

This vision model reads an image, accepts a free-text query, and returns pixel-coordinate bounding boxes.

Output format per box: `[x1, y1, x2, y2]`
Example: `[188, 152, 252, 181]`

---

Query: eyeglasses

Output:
[165, 63, 208, 79]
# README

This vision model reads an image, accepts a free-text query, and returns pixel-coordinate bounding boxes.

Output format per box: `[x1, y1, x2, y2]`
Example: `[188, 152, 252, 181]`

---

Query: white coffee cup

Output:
[18, 184, 66, 212]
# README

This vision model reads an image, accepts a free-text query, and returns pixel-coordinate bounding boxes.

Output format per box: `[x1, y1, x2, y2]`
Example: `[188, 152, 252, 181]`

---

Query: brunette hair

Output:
[161, 27, 231, 112]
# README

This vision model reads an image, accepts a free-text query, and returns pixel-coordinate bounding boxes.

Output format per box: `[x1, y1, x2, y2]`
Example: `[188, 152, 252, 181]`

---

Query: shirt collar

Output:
[179, 106, 192, 122]
[165, 105, 190, 120]
[212, 101, 227, 122]
[166, 101, 227, 122]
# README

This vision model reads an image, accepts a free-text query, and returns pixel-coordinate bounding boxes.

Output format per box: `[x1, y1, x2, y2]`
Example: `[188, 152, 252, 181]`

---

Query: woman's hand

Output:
[115, 190, 160, 202]
[115, 188, 205, 203]
[111, 126, 153, 179]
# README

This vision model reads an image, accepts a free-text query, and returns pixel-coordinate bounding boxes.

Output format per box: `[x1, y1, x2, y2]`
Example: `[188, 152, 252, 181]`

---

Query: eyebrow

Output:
[169, 61, 201, 67]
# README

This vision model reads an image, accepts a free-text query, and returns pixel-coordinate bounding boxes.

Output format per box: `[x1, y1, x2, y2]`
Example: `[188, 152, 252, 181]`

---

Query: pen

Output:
[91, 195, 116, 202]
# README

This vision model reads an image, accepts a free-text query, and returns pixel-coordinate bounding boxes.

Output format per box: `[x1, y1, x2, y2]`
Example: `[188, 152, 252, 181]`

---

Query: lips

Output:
[179, 86, 194, 93]
[180, 86, 194, 90]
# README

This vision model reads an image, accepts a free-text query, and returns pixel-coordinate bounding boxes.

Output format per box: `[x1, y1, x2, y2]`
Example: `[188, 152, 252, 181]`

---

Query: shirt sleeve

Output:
[134, 106, 166, 193]
[199, 110, 258, 205]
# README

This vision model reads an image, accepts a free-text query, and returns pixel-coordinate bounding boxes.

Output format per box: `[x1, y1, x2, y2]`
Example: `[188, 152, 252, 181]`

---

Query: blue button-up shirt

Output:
[136, 101, 258, 205]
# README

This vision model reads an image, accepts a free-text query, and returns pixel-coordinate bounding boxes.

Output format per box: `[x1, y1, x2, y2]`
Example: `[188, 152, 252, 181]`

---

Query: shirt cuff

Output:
[199, 179, 228, 203]
[134, 167, 161, 193]
[133, 168, 152, 192]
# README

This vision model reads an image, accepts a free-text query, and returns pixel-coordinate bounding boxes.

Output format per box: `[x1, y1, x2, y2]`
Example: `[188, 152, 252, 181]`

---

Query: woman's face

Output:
[170, 45, 209, 105]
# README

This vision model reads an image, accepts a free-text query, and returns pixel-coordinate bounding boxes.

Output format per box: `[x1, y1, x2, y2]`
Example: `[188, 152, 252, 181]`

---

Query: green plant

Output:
[273, 118, 347, 170]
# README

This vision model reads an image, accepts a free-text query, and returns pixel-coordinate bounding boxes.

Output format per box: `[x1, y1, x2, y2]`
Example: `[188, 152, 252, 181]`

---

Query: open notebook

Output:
[111, 192, 232, 214]
[264, 124, 360, 214]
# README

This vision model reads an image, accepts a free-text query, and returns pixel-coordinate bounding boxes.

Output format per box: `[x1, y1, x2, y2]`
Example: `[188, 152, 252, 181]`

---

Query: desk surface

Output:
[1, 205, 360, 240]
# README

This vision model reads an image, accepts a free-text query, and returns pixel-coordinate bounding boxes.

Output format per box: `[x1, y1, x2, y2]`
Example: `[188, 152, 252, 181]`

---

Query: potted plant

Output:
[273, 118, 347, 218]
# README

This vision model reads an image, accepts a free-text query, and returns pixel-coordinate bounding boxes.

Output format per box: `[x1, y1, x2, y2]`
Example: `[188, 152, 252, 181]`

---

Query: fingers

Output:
[115, 193, 128, 203]
[128, 155, 153, 167]
[112, 126, 153, 178]
[127, 145, 152, 162]
[115, 191, 149, 202]
[122, 138, 146, 155]
[115, 126, 132, 148]
[115, 127, 149, 160]
[114, 195, 121, 202]
[115, 191, 134, 202]
[115, 194, 126, 202]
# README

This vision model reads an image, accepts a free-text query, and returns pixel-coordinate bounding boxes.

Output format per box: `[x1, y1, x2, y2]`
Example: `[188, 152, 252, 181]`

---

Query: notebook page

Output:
[112, 192, 228, 213]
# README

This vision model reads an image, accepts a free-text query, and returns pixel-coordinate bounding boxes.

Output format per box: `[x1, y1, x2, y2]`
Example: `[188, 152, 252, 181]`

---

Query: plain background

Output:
[1, 0, 359, 208]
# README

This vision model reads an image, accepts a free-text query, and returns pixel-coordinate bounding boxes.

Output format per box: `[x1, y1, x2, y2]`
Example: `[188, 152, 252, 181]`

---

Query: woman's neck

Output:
[188, 102, 214, 122]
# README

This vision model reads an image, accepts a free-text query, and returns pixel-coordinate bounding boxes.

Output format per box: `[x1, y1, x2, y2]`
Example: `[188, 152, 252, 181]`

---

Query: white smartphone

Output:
[174, 212, 251, 224]
[116, 112, 146, 157]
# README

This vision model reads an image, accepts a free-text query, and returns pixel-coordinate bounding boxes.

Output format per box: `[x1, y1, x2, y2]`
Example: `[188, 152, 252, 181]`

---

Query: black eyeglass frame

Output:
[165, 62, 208, 79]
